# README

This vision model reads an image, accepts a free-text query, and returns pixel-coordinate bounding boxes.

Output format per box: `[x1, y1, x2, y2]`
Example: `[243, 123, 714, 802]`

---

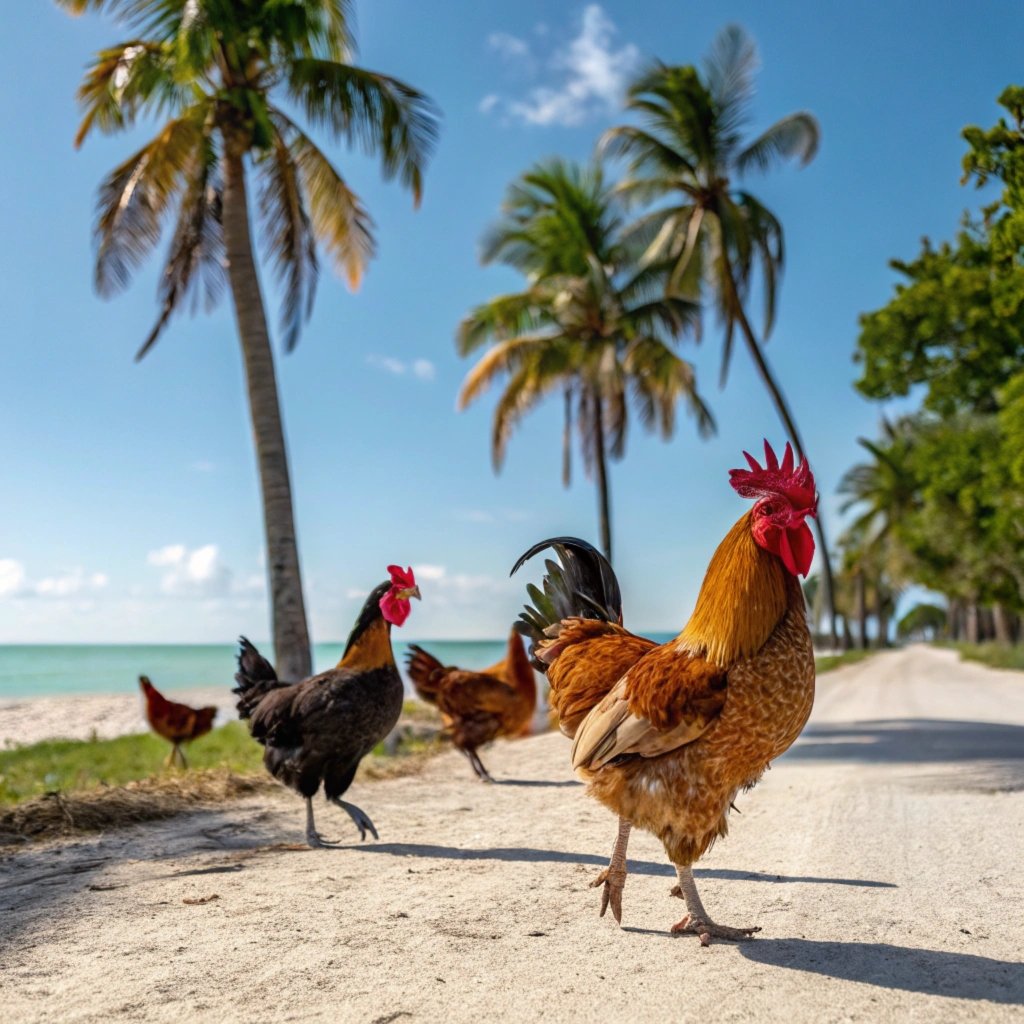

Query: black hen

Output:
[234, 568, 420, 847]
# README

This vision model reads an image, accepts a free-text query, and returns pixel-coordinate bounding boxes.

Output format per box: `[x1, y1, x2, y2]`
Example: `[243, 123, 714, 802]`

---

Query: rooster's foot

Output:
[332, 798, 379, 842]
[590, 865, 627, 923]
[669, 873, 761, 944]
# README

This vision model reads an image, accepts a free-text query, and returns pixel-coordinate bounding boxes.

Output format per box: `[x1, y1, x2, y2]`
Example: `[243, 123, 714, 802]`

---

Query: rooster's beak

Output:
[397, 586, 421, 601]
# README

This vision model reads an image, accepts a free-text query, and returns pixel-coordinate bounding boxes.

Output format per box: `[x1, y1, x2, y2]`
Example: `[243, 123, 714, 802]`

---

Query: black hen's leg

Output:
[305, 796, 342, 849]
[331, 798, 379, 841]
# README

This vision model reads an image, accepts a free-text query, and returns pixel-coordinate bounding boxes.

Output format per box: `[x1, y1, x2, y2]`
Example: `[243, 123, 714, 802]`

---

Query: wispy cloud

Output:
[147, 543, 235, 598]
[488, 31, 531, 60]
[366, 354, 436, 380]
[482, 5, 640, 127]
[0, 558, 108, 600]
[190, 460, 216, 473]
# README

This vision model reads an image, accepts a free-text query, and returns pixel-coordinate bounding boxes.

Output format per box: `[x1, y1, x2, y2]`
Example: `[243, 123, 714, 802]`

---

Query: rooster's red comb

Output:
[387, 565, 416, 589]
[729, 440, 817, 512]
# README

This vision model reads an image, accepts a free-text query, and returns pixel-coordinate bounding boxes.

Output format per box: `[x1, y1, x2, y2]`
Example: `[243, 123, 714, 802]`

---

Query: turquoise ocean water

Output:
[0, 641, 509, 700]
[0, 634, 676, 700]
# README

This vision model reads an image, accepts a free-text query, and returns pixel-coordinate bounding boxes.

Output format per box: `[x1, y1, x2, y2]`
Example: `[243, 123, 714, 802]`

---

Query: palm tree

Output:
[457, 159, 713, 563]
[59, 0, 438, 680]
[601, 25, 835, 635]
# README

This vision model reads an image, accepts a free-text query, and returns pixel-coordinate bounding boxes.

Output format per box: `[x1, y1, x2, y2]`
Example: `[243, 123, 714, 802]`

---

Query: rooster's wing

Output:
[570, 644, 727, 770]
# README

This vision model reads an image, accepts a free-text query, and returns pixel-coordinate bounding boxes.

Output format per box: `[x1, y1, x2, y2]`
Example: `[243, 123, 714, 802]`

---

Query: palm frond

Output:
[74, 39, 191, 146]
[702, 24, 758, 149]
[136, 125, 224, 359]
[735, 112, 820, 176]
[286, 59, 438, 205]
[457, 334, 566, 409]
[93, 105, 206, 297]
[257, 127, 318, 354]
[456, 292, 548, 356]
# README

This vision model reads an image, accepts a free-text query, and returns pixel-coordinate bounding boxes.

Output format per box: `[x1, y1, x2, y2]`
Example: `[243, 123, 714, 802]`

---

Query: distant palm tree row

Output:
[457, 26, 833, 626]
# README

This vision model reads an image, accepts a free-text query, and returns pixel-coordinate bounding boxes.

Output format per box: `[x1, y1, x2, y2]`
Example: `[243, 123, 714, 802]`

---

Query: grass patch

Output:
[0, 715, 447, 844]
[947, 642, 1024, 672]
[0, 722, 263, 807]
[815, 648, 877, 674]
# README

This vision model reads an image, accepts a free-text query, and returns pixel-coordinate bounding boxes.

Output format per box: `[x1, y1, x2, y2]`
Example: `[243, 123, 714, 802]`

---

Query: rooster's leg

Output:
[304, 797, 342, 849]
[670, 865, 761, 944]
[177, 745, 189, 770]
[590, 817, 631, 924]
[331, 798, 379, 842]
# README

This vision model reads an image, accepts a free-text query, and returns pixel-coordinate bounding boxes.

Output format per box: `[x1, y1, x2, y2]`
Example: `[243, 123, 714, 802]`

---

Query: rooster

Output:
[138, 676, 217, 769]
[404, 629, 537, 782]
[233, 565, 420, 848]
[512, 441, 816, 943]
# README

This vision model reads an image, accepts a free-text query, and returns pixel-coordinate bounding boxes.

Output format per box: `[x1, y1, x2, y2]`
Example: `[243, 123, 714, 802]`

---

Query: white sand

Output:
[1, 644, 1022, 1022]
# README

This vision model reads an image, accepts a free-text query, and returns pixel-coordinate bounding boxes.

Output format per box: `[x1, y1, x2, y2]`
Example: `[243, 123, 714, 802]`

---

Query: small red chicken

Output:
[512, 441, 817, 943]
[138, 676, 217, 769]
[404, 629, 537, 782]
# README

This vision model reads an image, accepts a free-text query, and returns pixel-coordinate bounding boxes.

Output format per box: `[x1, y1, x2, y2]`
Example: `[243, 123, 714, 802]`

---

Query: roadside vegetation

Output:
[815, 649, 876, 674]
[946, 643, 1024, 673]
[816, 85, 1024, 651]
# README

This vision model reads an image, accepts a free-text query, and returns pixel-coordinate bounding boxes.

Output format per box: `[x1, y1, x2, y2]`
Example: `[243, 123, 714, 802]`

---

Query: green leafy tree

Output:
[457, 159, 713, 563]
[59, 0, 438, 679]
[601, 25, 837, 634]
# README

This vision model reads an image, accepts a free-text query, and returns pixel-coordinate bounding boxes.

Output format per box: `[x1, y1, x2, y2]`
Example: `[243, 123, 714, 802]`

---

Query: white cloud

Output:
[190, 460, 216, 473]
[345, 587, 370, 600]
[413, 564, 446, 582]
[0, 559, 26, 597]
[0, 559, 108, 600]
[488, 31, 530, 60]
[479, 94, 500, 115]
[483, 5, 640, 127]
[366, 354, 436, 381]
[147, 543, 232, 597]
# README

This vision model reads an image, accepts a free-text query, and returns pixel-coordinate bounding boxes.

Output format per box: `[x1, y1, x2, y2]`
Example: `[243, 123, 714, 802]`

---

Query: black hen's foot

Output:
[332, 798, 379, 841]
[305, 828, 343, 850]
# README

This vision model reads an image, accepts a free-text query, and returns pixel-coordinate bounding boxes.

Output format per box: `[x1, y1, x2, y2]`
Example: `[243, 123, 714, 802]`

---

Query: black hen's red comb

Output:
[729, 440, 817, 512]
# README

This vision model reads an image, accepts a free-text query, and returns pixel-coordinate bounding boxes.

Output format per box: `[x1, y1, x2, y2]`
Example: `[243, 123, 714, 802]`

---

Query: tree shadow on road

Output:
[349, 842, 895, 887]
[786, 719, 1024, 790]
[739, 938, 1024, 1004]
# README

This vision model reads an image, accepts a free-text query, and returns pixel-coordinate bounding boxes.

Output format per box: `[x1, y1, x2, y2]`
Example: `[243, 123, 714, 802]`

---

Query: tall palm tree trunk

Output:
[726, 271, 838, 648]
[592, 391, 613, 564]
[222, 150, 312, 681]
[854, 569, 867, 650]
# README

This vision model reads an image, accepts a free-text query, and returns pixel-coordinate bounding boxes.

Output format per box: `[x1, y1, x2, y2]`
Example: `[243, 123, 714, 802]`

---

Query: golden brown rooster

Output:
[233, 565, 420, 847]
[404, 629, 537, 781]
[512, 441, 816, 943]
[138, 676, 217, 769]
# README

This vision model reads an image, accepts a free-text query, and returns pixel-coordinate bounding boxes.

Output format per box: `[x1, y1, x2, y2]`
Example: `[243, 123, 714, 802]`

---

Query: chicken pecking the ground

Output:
[404, 628, 537, 782]
[138, 676, 217, 769]
[233, 565, 420, 848]
[512, 441, 817, 944]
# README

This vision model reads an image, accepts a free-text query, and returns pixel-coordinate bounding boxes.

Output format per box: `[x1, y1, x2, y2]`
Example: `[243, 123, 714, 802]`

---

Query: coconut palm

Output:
[457, 159, 713, 563]
[58, 0, 438, 680]
[601, 25, 836, 634]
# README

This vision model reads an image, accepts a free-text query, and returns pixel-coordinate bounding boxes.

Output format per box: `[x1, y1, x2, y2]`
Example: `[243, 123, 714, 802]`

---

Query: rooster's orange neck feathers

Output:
[338, 616, 394, 672]
[676, 511, 798, 667]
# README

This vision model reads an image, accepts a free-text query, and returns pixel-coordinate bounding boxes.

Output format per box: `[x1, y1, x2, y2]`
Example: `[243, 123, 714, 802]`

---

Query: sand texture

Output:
[1, 644, 1022, 1022]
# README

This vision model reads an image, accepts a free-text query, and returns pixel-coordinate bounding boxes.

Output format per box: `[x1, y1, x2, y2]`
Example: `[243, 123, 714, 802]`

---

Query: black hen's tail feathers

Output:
[233, 636, 286, 720]
[510, 537, 623, 668]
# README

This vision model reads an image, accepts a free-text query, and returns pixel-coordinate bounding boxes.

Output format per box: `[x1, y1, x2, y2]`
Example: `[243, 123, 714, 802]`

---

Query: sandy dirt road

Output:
[1, 645, 1022, 1023]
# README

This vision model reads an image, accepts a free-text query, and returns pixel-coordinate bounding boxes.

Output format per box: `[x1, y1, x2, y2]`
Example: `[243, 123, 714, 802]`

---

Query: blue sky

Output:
[1, 1, 1020, 643]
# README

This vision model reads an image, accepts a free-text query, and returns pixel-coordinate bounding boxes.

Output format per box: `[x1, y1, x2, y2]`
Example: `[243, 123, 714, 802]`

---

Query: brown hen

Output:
[405, 629, 537, 781]
[139, 676, 216, 769]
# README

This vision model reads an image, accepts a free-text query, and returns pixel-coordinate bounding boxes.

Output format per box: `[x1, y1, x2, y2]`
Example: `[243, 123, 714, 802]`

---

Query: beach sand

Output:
[0, 687, 231, 747]
[1, 645, 1022, 1022]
